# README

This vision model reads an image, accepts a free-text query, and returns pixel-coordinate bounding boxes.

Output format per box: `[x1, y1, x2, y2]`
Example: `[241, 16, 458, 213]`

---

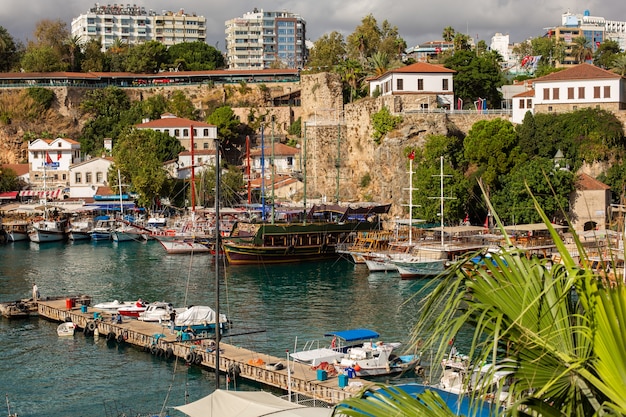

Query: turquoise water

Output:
[0, 240, 429, 416]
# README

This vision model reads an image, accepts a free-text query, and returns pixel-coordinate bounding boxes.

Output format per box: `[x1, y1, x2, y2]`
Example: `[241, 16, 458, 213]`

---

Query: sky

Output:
[2, 0, 626, 50]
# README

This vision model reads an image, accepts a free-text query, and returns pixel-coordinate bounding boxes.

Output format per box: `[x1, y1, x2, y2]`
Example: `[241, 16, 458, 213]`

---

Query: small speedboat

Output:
[137, 301, 180, 322]
[93, 300, 136, 313]
[117, 299, 148, 317]
[57, 321, 76, 337]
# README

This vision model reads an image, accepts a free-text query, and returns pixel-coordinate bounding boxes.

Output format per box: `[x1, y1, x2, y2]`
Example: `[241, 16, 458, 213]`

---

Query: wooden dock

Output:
[37, 298, 369, 405]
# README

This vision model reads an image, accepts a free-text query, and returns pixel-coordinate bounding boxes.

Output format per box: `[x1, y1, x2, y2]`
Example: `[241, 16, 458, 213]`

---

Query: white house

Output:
[136, 113, 218, 151]
[368, 62, 456, 110]
[28, 138, 81, 189]
[511, 63, 626, 124]
[246, 142, 300, 178]
[175, 149, 218, 179]
[68, 157, 114, 198]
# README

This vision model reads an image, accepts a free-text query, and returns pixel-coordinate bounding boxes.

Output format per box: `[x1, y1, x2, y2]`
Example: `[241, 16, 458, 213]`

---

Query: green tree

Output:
[492, 157, 574, 224]
[610, 53, 626, 76]
[571, 36, 593, 64]
[106, 38, 128, 72]
[306, 31, 346, 72]
[0, 167, 23, 192]
[370, 106, 402, 145]
[346, 14, 382, 63]
[167, 91, 198, 120]
[336, 59, 367, 103]
[81, 39, 107, 72]
[124, 40, 167, 73]
[444, 50, 504, 107]
[367, 51, 392, 77]
[206, 105, 241, 153]
[199, 163, 244, 207]
[593, 39, 621, 69]
[442, 26, 455, 42]
[463, 118, 522, 191]
[79, 87, 133, 155]
[0, 26, 20, 72]
[113, 128, 184, 206]
[20, 46, 68, 72]
[166, 41, 225, 71]
[31, 19, 69, 56]
[65, 35, 83, 72]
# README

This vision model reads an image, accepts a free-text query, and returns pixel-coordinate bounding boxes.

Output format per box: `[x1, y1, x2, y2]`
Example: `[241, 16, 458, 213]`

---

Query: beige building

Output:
[569, 173, 611, 232]
[135, 113, 218, 151]
[69, 157, 115, 199]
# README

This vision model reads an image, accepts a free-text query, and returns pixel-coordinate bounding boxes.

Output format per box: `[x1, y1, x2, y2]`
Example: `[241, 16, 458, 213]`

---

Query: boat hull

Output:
[392, 260, 446, 278]
[29, 229, 67, 243]
[7, 231, 29, 242]
[157, 238, 211, 254]
[69, 231, 91, 241]
[223, 243, 338, 265]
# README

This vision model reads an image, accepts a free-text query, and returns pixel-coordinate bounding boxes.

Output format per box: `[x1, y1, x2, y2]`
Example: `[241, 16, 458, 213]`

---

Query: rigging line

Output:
[159, 354, 182, 414]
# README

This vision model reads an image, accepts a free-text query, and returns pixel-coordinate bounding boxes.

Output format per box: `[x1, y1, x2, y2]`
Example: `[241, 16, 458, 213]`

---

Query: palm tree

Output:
[571, 36, 593, 64]
[337, 184, 626, 416]
[610, 54, 626, 76]
[64, 35, 82, 71]
[367, 51, 391, 78]
[442, 26, 455, 42]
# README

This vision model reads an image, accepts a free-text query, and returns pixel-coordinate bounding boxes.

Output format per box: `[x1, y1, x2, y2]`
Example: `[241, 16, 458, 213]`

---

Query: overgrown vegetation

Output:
[371, 106, 402, 144]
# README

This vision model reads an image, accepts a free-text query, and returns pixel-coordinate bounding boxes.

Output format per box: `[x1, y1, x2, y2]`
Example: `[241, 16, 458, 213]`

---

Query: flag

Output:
[45, 152, 52, 166]
[408, 150, 415, 160]
[483, 216, 489, 229]
[463, 213, 469, 224]
[57, 151, 62, 161]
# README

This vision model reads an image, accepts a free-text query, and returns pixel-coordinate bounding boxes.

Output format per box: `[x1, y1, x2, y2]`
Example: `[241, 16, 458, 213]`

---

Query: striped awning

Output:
[0, 191, 19, 199]
[19, 189, 62, 200]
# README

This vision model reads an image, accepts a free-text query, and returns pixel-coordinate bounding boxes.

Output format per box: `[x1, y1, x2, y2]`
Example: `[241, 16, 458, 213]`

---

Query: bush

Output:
[27, 87, 56, 110]
[371, 106, 402, 145]
[360, 172, 371, 188]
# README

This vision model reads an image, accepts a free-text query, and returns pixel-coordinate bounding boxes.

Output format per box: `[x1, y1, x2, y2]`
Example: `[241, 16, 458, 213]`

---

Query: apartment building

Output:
[225, 8, 307, 70]
[71, 4, 205, 51]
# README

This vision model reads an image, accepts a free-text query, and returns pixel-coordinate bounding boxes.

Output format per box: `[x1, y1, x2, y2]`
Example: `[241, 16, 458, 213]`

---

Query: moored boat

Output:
[173, 305, 229, 333]
[156, 237, 212, 254]
[117, 299, 148, 317]
[57, 321, 76, 336]
[3, 220, 30, 242]
[29, 218, 68, 243]
[223, 203, 391, 265]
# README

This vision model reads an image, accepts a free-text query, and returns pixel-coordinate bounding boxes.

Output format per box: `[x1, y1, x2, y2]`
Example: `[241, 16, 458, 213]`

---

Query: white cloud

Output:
[1, 0, 625, 50]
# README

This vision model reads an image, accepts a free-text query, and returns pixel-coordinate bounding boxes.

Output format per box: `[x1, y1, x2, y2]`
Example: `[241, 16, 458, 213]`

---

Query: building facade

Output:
[225, 9, 307, 70]
[71, 5, 205, 51]
[135, 113, 218, 151]
[28, 138, 82, 189]
[69, 157, 114, 198]
[511, 63, 626, 124]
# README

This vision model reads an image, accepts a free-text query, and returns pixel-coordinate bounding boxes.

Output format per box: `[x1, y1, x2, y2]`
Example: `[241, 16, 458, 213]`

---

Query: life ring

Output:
[86, 321, 96, 332]
[194, 353, 203, 364]
[151, 345, 158, 355]
[166, 229, 176, 237]
[228, 364, 241, 378]
[106, 331, 116, 342]
[286, 245, 295, 254]
[116, 334, 124, 344]
[165, 348, 174, 360]
[185, 352, 195, 363]
[157, 348, 165, 358]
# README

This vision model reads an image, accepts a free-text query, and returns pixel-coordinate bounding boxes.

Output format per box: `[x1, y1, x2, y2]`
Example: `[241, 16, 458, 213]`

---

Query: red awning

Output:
[18, 189, 62, 200]
[0, 191, 19, 199]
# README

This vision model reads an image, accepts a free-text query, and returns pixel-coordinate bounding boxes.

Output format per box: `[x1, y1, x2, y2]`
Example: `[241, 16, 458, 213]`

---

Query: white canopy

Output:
[174, 389, 333, 417]
[175, 305, 225, 326]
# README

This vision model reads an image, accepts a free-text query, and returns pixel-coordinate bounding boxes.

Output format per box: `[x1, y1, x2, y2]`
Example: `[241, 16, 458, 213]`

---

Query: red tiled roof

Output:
[96, 186, 115, 195]
[249, 143, 299, 157]
[512, 89, 535, 98]
[533, 63, 622, 83]
[2, 163, 29, 177]
[179, 150, 217, 156]
[576, 173, 611, 190]
[370, 62, 456, 81]
[136, 116, 215, 129]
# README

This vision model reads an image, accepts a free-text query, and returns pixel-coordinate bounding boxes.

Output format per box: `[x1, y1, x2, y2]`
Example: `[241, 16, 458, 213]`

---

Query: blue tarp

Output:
[323, 328, 380, 342]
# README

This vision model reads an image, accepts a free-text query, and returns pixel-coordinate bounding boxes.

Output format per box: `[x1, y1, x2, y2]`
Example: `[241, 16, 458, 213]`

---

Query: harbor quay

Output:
[36, 297, 365, 405]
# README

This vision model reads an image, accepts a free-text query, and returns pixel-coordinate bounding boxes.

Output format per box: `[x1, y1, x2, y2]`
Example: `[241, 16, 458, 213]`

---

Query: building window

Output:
[548, 106, 553, 112]
[543, 88, 550, 100]
[174, 129, 180, 137]
[96, 172, 103, 183]
[568, 87, 574, 99]
[417, 79, 424, 91]
[442, 79, 449, 91]
[594, 86, 601, 98]
[573, 105, 578, 110]
[519, 99, 525, 109]
[203, 142, 209, 149]
[34, 151, 39, 158]
[203, 129, 208, 136]
[193, 142, 197, 149]
[75, 173, 82, 183]
[58, 143, 62, 147]
[193, 129, 198, 137]
[85, 172, 92, 183]
[578, 86, 585, 99]
[164, 129, 170, 135]
[183, 129, 188, 137]
[526, 99, 532, 108]
[62, 174, 66, 180]
[552, 88, 559, 100]
[604, 85, 610, 98]
[396, 78, 403, 91]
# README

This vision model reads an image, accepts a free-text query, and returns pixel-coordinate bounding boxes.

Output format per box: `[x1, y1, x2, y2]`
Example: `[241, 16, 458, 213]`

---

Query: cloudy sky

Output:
[2, 0, 625, 49]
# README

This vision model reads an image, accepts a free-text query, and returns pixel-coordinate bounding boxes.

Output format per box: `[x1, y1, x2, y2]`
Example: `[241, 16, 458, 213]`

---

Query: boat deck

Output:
[36, 298, 369, 405]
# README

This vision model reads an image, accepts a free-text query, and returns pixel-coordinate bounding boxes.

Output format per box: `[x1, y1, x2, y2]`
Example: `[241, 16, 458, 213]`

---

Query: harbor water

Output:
[1, 239, 430, 416]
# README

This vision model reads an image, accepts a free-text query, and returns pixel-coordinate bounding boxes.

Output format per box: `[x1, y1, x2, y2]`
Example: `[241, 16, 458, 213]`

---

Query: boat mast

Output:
[261, 125, 265, 221]
[408, 151, 414, 245]
[117, 169, 124, 218]
[190, 125, 196, 221]
[440, 156, 445, 246]
[246, 135, 251, 205]
[214, 137, 221, 388]
[303, 122, 307, 225]
[271, 117, 275, 224]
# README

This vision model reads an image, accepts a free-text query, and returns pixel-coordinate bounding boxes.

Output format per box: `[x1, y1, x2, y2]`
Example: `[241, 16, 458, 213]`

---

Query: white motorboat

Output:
[29, 219, 68, 243]
[333, 341, 420, 377]
[111, 224, 147, 242]
[92, 299, 136, 313]
[90, 218, 115, 241]
[117, 299, 148, 317]
[4, 221, 30, 242]
[290, 328, 400, 367]
[57, 321, 76, 337]
[137, 301, 182, 322]
[156, 237, 212, 254]
[173, 305, 229, 333]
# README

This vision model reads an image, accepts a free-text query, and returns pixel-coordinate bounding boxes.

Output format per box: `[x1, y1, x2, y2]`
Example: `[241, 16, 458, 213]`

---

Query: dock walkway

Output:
[37, 298, 367, 405]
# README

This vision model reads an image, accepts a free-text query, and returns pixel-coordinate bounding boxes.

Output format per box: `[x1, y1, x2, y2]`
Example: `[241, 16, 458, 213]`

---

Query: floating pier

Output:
[36, 298, 368, 405]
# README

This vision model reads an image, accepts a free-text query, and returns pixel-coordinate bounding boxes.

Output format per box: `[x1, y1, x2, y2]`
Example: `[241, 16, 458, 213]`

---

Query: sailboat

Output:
[111, 170, 147, 242]
[155, 125, 212, 254]
[29, 156, 68, 243]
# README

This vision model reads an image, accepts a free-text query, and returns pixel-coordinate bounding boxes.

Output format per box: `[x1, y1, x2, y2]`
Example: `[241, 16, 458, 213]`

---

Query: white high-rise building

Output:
[71, 4, 206, 51]
[225, 8, 307, 70]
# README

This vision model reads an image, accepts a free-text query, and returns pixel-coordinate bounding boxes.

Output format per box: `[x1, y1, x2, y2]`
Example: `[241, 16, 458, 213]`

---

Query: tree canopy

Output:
[166, 41, 225, 71]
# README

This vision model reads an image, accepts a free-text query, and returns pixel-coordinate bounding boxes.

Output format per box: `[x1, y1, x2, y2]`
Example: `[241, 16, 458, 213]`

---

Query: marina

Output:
[0, 239, 427, 416]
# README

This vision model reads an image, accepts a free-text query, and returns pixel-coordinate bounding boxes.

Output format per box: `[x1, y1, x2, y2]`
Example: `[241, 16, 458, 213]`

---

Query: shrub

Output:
[371, 106, 402, 145]
[27, 87, 56, 110]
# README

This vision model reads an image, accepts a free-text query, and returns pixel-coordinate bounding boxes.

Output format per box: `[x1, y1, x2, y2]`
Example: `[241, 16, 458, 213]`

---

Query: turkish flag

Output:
[408, 150, 415, 160]
[45, 152, 52, 165]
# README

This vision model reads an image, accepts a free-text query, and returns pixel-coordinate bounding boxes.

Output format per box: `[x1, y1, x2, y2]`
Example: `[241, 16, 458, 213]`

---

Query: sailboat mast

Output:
[440, 156, 444, 247]
[246, 135, 251, 204]
[117, 169, 124, 217]
[214, 138, 221, 388]
[261, 125, 265, 221]
[409, 155, 413, 245]
[190, 125, 195, 214]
